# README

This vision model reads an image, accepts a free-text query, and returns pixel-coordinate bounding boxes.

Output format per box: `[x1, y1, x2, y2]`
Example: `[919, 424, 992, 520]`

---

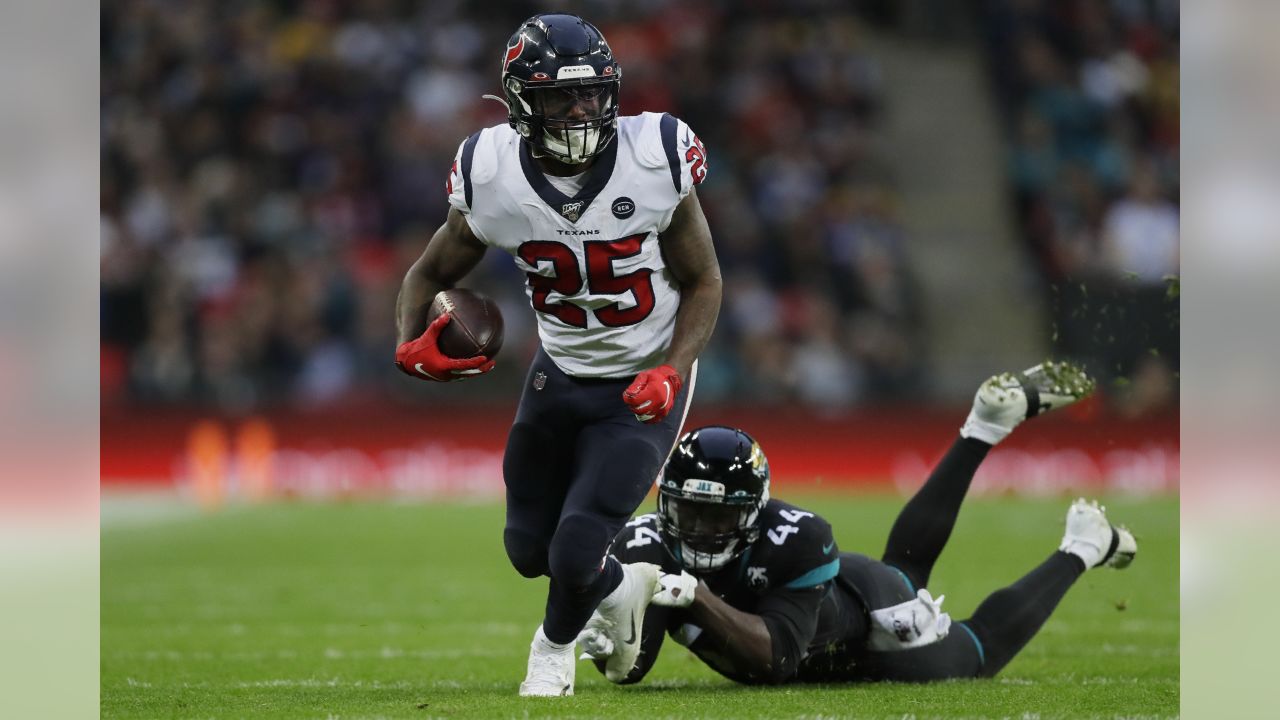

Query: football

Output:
[427, 288, 505, 360]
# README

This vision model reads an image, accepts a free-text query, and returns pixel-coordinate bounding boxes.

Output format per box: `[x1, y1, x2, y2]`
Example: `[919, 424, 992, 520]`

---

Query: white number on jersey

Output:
[517, 233, 656, 329]
[778, 509, 814, 524]
[767, 525, 799, 545]
[626, 526, 663, 549]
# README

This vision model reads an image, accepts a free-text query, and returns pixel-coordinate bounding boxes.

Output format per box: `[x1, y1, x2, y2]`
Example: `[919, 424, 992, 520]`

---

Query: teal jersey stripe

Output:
[886, 565, 916, 594]
[784, 558, 841, 589]
[958, 621, 986, 666]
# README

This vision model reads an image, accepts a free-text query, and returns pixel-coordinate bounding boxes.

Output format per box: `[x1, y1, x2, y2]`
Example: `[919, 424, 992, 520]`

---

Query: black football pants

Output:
[502, 347, 694, 644]
[799, 436, 1088, 682]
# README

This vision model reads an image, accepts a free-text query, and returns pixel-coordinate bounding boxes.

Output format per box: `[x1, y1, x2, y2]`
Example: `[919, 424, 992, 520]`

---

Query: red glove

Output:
[395, 314, 495, 382]
[623, 365, 682, 424]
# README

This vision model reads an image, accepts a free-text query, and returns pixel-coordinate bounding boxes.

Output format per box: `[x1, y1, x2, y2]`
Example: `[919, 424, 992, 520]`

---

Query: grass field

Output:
[101, 493, 1178, 719]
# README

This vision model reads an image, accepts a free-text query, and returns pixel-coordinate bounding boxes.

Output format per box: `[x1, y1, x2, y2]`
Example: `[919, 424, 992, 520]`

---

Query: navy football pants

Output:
[502, 348, 694, 644]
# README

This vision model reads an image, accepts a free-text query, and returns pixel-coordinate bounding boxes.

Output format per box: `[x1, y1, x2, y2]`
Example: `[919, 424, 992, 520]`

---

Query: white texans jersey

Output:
[446, 112, 709, 379]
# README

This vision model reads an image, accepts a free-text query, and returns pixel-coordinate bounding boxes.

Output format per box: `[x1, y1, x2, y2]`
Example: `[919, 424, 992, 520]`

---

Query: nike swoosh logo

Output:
[625, 612, 637, 645]
[414, 363, 430, 376]
[822, 541, 835, 555]
[682, 126, 691, 146]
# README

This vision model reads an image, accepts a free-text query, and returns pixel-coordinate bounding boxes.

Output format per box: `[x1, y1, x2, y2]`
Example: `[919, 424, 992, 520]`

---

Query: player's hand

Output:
[577, 623, 615, 661]
[651, 570, 697, 608]
[394, 314, 495, 382]
[623, 365, 682, 424]
[867, 588, 951, 652]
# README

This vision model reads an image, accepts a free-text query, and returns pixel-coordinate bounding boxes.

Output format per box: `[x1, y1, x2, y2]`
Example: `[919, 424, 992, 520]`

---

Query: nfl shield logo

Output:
[533, 371, 547, 391]
[560, 201, 584, 222]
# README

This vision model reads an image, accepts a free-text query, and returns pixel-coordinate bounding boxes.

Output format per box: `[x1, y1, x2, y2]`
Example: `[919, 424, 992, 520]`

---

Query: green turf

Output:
[101, 494, 1178, 719]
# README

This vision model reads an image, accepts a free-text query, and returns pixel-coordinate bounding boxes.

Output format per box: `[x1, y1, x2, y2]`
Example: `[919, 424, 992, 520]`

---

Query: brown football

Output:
[427, 288, 505, 360]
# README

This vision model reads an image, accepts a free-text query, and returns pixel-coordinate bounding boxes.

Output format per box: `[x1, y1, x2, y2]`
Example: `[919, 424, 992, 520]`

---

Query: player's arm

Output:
[393, 208, 492, 381]
[682, 581, 827, 684]
[395, 207, 487, 344]
[621, 189, 722, 422]
[657, 188, 722, 382]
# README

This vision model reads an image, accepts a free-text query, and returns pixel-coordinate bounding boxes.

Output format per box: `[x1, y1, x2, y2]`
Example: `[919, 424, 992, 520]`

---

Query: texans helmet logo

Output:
[503, 36, 525, 72]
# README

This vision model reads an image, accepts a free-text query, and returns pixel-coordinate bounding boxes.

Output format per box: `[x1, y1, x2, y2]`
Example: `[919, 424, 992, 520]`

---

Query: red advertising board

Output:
[101, 400, 1177, 499]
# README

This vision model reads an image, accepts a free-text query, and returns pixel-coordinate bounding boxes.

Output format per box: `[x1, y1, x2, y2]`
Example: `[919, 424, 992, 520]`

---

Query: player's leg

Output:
[543, 367, 695, 681]
[826, 499, 1135, 683]
[962, 499, 1136, 677]
[507, 351, 583, 697]
[503, 350, 577, 581]
[882, 361, 1095, 589]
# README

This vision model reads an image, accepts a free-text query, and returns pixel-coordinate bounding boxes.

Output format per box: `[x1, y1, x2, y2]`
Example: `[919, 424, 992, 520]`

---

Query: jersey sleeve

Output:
[757, 585, 830, 681]
[445, 134, 474, 215]
[444, 130, 492, 243]
[658, 113, 708, 201]
[753, 503, 842, 680]
[763, 507, 840, 590]
[633, 112, 708, 200]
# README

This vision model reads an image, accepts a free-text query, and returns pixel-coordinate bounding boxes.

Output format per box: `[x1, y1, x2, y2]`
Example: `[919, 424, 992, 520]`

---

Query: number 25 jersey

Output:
[446, 112, 708, 379]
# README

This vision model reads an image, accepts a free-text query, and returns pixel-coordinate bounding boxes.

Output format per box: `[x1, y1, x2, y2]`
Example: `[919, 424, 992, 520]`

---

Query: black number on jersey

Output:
[517, 234, 656, 328]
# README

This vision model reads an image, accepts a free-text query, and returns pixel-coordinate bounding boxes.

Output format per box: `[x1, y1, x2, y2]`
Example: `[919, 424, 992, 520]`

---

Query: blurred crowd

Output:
[101, 0, 920, 410]
[101, 0, 1176, 414]
[979, 0, 1179, 415]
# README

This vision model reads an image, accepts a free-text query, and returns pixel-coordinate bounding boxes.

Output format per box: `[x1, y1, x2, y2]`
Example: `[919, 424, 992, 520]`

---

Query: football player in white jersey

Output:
[393, 14, 722, 696]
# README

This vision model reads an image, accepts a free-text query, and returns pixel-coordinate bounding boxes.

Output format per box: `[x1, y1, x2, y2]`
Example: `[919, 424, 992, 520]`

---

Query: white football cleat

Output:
[1059, 498, 1137, 569]
[581, 561, 661, 683]
[518, 625, 575, 697]
[961, 361, 1095, 445]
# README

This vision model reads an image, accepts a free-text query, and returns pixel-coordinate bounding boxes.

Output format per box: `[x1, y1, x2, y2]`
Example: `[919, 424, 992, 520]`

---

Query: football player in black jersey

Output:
[579, 361, 1137, 684]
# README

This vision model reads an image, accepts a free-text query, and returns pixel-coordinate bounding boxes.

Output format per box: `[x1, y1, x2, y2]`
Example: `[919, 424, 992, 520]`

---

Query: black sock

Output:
[542, 557, 623, 645]
[882, 436, 990, 588]
[965, 550, 1086, 677]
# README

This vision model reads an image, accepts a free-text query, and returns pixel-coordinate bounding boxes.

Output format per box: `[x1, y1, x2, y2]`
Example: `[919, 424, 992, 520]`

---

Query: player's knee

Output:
[503, 527, 549, 579]
[547, 514, 613, 592]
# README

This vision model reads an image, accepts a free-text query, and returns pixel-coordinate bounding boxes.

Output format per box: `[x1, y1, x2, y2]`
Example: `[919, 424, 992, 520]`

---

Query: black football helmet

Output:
[657, 426, 771, 572]
[499, 14, 621, 165]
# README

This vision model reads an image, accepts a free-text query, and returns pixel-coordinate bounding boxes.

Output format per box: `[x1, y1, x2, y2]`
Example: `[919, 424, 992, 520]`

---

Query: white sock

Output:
[533, 625, 573, 653]
[960, 412, 1011, 445]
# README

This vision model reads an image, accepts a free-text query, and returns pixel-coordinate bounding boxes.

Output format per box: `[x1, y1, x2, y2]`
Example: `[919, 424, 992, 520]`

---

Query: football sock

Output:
[532, 624, 574, 653]
[881, 436, 989, 588]
[542, 556, 623, 645]
[965, 550, 1085, 677]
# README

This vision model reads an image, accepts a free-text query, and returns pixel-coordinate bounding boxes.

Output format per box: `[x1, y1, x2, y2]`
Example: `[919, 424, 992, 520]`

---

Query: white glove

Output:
[577, 622, 615, 661]
[651, 570, 698, 608]
[867, 588, 951, 652]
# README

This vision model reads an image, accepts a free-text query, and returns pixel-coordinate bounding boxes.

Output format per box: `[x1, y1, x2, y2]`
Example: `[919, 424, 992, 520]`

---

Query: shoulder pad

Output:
[752, 501, 840, 591]
[610, 513, 671, 565]
[622, 112, 669, 171]
[445, 125, 512, 214]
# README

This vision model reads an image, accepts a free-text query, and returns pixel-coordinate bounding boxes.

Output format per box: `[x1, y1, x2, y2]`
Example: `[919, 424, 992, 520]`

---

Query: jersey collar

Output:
[519, 137, 618, 224]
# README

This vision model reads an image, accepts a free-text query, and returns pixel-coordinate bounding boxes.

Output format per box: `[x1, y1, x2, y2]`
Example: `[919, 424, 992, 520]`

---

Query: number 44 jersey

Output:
[612, 499, 841, 609]
[446, 112, 708, 379]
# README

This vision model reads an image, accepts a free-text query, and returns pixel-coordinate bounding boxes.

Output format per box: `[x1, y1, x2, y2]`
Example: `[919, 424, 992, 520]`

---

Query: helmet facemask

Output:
[658, 486, 769, 572]
[505, 78, 619, 165]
